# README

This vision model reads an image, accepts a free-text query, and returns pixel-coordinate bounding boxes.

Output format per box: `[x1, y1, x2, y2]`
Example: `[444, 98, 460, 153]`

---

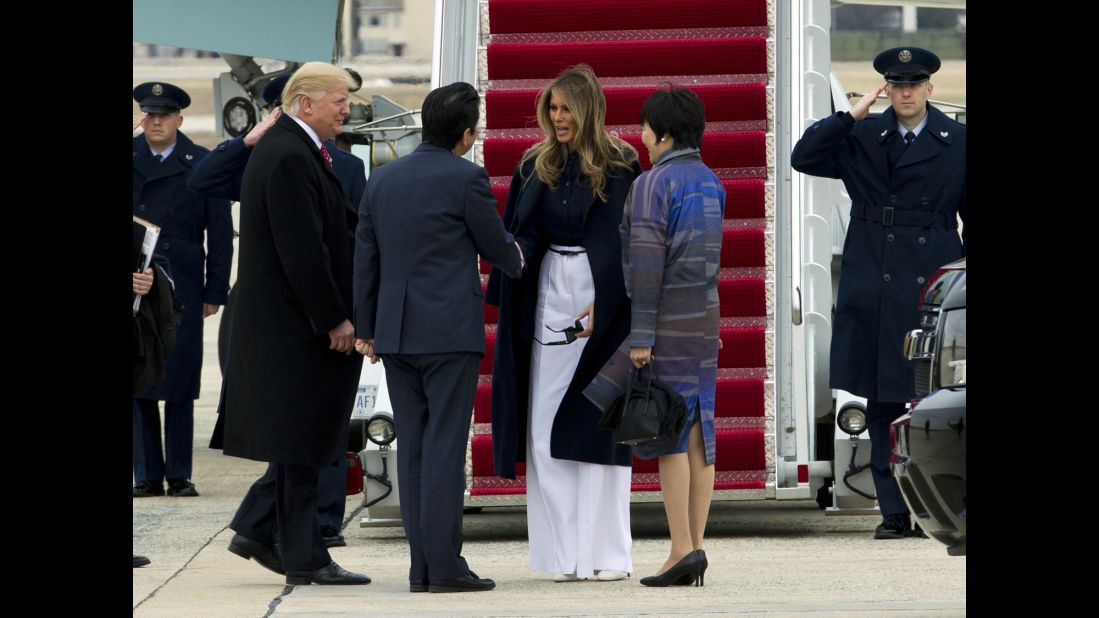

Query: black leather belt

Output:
[851, 202, 956, 228]
[548, 247, 586, 256]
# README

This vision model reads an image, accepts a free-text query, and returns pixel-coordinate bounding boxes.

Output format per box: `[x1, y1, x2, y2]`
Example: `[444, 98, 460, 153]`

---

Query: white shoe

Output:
[595, 570, 629, 581]
[552, 572, 580, 582]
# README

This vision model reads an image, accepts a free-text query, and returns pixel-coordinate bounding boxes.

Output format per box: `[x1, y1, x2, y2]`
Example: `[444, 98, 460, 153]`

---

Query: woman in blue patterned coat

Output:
[586, 88, 725, 587]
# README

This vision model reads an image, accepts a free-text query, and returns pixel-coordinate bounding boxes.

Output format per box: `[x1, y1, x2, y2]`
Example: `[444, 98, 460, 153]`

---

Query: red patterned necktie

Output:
[320, 143, 333, 167]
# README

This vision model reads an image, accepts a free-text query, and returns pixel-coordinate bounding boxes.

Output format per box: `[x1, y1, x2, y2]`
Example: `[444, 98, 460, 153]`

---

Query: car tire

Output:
[815, 479, 833, 510]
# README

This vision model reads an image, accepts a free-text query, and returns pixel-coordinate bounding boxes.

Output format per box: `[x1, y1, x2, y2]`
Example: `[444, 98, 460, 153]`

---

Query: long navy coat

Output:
[133, 131, 233, 401]
[486, 157, 639, 478]
[791, 104, 966, 403]
[221, 115, 363, 467]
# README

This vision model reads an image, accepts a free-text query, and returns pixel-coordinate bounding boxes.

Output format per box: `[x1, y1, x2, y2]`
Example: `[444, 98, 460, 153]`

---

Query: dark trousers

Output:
[133, 398, 194, 482]
[382, 352, 479, 583]
[867, 399, 908, 517]
[216, 320, 345, 530]
[230, 462, 330, 572]
[317, 458, 348, 530]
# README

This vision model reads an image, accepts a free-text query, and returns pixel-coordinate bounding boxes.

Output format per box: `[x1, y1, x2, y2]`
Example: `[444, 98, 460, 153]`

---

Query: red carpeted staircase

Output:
[471, 0, 773, 499]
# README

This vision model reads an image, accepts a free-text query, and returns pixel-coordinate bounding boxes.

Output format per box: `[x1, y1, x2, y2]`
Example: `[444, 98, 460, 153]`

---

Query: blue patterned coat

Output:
[584, 148, 724, 464]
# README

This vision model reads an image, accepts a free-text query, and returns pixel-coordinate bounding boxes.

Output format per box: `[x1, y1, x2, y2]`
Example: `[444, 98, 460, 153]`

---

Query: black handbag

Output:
[595, 362, 688, 446]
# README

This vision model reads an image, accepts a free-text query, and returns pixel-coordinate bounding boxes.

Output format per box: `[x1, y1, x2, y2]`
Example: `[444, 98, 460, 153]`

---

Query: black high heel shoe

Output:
[639, 552, 703, 587]
[695, 549, 708, 587]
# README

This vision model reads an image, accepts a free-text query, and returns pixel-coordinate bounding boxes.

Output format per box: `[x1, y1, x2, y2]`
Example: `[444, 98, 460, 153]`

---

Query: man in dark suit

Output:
[189, 73, 366, 548]
[132, 82, 234, 498]
[220, 62, 368, 586]
[791, 47, 966, 539]
[353, 82, 524, 593]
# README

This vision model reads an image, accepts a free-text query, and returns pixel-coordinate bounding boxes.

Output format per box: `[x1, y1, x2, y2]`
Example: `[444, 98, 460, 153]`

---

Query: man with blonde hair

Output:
[221, 62, 369, 586]
[190, 70, 367, 549]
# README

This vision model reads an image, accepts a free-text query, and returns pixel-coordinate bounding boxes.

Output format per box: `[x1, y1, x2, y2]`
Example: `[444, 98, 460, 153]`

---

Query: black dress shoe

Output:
[166, 478, 199, 497]
[227, 533, 285, 575]
[286, 561, 371, 585]
[907, 522, 928, 538]
[428, 570, 495, 593]
[321, 526, 346, 548]
[639, 552, 703, 587]
[133, 480, 164, 497]
[133, 554, 151, 568]
[409, 580, 429, 593]
[874, 513, 908, 539]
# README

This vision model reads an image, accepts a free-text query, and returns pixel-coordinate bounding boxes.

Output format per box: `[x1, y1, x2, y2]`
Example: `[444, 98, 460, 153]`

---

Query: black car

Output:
[891, 259, 966, 556]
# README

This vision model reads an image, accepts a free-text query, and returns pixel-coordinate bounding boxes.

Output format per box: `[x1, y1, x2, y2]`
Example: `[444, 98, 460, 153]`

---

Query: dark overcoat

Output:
[791, 104, 966, 402]
[133, 131, 233, 401]
[486, 156, 639, 478]
[221, 115, 363, 466]
[195, 135, 367, 449]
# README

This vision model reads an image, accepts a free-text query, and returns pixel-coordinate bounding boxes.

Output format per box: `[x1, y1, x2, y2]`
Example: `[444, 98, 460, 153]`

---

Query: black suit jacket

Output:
[354, 142, 522, 355]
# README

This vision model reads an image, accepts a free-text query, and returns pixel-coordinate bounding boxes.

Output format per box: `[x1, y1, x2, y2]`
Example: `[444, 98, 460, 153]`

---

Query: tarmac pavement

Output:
[133, 287, 965, 617]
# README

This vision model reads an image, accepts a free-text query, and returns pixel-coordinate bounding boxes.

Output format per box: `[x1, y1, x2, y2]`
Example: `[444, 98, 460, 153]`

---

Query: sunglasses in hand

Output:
[538, 319, 586, 345]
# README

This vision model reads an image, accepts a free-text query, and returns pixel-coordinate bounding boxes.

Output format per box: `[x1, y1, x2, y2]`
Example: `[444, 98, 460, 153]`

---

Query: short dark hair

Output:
[421, 82, 480, 150]
[639, 87, 705, 150]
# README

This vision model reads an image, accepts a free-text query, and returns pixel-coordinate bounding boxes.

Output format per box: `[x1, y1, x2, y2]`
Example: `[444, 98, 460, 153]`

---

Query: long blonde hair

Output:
[521, 65, 636, 202]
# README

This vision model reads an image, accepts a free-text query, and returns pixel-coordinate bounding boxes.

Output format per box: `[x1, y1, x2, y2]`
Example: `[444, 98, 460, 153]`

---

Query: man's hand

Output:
[133, 267, 154, 296]
[133, 112, 146, 133]
[355, 338, 380, 364]
[851, 84, 887, 121]
[202, 304, 221, 318]
[328, 320, 355, 354]
[576, 303, 594, 338]
[630, 347, 653, 369]
[244, 108, 282, 148]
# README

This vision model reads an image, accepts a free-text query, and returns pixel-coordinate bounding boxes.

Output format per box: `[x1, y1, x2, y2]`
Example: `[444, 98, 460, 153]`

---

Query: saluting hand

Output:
[133, 112, 147, 133]
[244, 108, 282, 148]
[851, 84, 887, 122]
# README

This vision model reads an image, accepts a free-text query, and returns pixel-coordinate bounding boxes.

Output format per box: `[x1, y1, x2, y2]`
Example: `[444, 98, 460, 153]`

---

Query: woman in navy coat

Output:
[486, 65, 639, 582]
